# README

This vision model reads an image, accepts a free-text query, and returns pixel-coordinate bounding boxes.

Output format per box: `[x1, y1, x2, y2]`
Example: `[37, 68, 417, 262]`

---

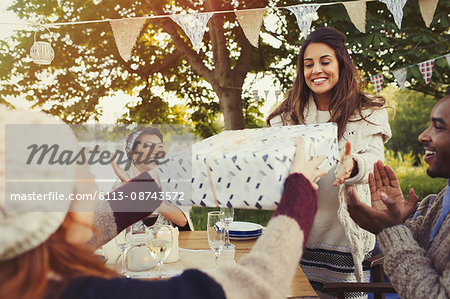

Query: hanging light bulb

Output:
[30, 27, 54, 65]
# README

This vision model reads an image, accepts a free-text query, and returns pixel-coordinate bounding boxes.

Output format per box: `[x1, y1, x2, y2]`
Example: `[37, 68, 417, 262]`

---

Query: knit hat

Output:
[0, 107, 78, 261]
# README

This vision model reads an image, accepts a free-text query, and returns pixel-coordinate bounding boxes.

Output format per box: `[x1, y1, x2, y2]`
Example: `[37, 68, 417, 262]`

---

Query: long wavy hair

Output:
[0, 213, 118, 299]
[267, 27, 386, 139]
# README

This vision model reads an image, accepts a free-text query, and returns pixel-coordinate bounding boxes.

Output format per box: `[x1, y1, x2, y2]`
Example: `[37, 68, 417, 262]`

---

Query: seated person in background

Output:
[346, 95, 450, 298]
[0, 107, 327, 299]
[111, 126, 193, 231]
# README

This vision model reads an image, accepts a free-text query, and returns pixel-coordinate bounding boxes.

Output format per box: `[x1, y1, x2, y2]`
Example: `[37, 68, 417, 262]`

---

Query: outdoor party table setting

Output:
[106, 209, 262, 280]
[102, 122, 339, 298]
[105, 221, 319, 298]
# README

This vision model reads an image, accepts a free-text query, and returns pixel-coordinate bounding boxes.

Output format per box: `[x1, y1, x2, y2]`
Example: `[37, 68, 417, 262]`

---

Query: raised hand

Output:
[111, 162, 131, 183]
[369, 160, 404, 210]
[290, 136, 328, 190]
[332, 142, 355, 186]
[347, 160, 419, 234]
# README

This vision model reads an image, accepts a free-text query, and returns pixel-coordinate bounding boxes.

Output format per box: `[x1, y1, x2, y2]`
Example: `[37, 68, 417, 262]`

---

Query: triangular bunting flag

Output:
[343, 0, 366, 33]
[110, 18, 146, 61]
[370, 74, 383, 94]
[286, 5, 320, 39]
[235, 9, 266, 48]
[274, 90, 282, 103]
[252, 89, 259, 102]
[445, 54, 450, 66]
[379, 0, 408, 29]
[419, 0, 439, 27]
[264, 90, 270, 99]
[392, 68, 407, 90]
[417, 59, 434, 84]
[170, 13, 213, 53]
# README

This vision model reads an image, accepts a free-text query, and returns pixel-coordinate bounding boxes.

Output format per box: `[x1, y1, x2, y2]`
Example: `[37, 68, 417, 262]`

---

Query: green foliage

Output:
[242, 96, 266, 129]
[385, 150, 447, 199]
[0, 0, 447, 130]
[191, 207, 273, 231]
[189, 100, 223, 138]
[117, 89, 188, 125]
[383, 87, 437, 161]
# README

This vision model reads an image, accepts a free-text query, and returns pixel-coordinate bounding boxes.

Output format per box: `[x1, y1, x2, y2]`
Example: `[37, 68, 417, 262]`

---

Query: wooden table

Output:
[179, 231, 319, 299]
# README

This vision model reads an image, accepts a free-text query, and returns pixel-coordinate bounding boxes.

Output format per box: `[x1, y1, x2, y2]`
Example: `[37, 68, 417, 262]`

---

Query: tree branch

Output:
[206, 0, 231, 78]
[233, 26, 253, 83]
[174, 0, 199, 11]
[261, 24, 287, 44]
[144, 0, 215, 85]
[143, 50, 182, 77]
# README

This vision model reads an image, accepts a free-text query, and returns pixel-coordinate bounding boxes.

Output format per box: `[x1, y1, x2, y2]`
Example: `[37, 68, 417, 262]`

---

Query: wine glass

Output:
[207, 211, 225, 265]
[220, 207, 235, 250]
[146, 225, 173, 279]
[115, 228, 131, 276]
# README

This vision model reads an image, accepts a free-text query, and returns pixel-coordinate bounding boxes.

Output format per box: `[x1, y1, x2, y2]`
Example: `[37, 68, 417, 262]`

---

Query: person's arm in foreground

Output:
[111, 161, 189, 228]
[206, 137, 327, 299]
[347, 161, 450, 298]
[91, 171, 163, 246]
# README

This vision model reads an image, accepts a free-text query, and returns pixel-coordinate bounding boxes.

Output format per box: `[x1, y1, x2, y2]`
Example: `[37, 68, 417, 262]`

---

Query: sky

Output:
[0, 0, 27, 39]
[0, 1, 281, 123]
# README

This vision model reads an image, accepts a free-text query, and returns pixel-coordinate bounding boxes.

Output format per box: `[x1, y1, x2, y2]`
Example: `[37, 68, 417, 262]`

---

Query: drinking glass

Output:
[115, 228, 131, 276]
[220, 207, 235, 250]
[207, 211, 225, 265]
[146, 225, 173, 279]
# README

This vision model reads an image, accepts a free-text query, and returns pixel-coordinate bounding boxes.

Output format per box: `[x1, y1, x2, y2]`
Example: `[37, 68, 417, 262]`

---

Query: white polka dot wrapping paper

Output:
[156, 123, 339, 210]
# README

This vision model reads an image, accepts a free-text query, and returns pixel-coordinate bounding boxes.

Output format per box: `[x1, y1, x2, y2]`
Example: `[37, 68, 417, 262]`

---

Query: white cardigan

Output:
[270, 97, 391, 281]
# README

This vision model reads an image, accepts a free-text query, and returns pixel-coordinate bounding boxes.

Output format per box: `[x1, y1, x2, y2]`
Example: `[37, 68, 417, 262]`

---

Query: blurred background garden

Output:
[0, 1, 448, 229]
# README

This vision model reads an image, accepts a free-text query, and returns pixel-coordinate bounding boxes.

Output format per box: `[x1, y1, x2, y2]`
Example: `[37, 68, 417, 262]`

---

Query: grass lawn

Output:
[190, 207, 274, 231]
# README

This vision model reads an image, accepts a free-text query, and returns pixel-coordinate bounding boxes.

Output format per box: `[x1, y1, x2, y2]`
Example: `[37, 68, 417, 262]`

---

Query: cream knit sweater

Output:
[270, 96, 391, 281]
[378, 187, 450, 298]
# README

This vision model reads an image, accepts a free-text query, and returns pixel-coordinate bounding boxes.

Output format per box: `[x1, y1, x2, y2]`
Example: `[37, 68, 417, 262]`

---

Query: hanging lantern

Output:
[30, 27, 54, 65]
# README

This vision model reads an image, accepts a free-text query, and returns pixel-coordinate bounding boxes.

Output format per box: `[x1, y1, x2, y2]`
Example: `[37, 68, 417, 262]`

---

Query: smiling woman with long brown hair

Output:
[267, 27, 392, 298]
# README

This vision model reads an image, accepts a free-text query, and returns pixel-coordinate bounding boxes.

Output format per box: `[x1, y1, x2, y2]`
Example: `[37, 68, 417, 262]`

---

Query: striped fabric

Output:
[301, 247, 372, 299]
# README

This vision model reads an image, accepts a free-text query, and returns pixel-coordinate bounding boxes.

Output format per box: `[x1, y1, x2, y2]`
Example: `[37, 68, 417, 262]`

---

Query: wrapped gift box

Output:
[157, 123, 339, 210]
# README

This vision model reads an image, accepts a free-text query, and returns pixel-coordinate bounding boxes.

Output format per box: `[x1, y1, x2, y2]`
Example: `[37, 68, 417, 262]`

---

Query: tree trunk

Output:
[215, 87, 246, 130]
[144, 0, 254, 131]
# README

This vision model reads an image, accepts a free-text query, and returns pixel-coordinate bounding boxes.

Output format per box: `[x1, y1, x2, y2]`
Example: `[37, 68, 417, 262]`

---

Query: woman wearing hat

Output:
[111, 126, 193, 231]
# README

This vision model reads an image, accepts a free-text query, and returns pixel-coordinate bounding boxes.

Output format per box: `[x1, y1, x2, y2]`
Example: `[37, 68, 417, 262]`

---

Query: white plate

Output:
[126, 269, 182, 279]
[229, 234, 261, 240]
[229, 221, 263, 234]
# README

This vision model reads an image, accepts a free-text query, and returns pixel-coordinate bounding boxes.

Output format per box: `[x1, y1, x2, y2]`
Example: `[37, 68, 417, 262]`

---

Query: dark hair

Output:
[267, 27, 386, 139]
[130, 126, 163, 143]
[125, 126, 164, 160]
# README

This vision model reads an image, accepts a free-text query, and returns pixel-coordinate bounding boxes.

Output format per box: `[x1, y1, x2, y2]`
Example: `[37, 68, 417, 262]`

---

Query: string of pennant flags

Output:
[7, 0, 447, 98]
[251, 89, 283, 103]
[369, 53, 449, 94]
[4, 0, 441, 62]
[250, 53, 449, 101]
